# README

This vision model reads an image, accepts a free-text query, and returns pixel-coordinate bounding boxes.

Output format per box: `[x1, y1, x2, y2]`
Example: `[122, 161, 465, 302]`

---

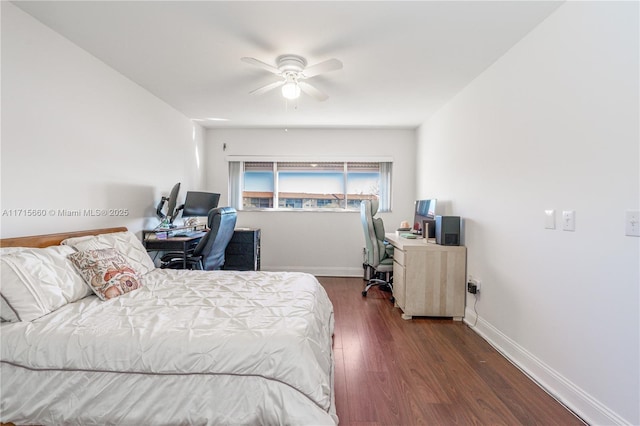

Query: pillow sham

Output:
[0, 246, 28, 255]
[1, 247, 24, 322]
[68, 248, 143, 300]
[0, 245, 91, 322]
[62, 231, 155, 275]
[1, 295, 19, 322]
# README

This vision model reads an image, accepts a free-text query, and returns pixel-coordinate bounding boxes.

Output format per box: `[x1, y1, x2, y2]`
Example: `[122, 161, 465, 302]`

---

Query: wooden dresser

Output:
[385, 232, 467, 320]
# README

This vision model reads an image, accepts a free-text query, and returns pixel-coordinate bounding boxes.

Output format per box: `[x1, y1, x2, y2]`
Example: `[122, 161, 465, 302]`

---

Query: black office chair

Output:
[160, 207, 237, 270]
[360, 199, 394, 301]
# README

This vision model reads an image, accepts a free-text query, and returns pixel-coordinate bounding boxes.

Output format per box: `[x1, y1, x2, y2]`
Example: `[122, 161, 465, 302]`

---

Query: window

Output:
[229, 159, 392, 212]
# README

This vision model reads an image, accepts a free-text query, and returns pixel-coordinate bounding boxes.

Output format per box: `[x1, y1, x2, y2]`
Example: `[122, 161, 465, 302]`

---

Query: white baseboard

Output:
[262, 265, 363, 277]
[464, 307, 631, 426]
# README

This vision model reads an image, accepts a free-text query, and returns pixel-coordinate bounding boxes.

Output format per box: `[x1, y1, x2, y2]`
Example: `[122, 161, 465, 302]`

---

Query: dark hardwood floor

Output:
[318, 276, 585, 426]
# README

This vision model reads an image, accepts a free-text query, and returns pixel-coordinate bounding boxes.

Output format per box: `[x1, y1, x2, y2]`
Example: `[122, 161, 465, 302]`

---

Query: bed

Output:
[0, 227, 337, 425]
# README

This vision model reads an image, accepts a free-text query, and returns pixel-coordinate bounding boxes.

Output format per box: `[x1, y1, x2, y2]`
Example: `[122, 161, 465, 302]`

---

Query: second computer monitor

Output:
[182, 191, 220, 217]
[413, 198, 437, 238]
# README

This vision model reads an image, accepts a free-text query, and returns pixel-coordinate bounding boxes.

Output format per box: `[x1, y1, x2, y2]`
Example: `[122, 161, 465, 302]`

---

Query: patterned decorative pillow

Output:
[69, 248, 142, 300]
[62, 231, 156, 275]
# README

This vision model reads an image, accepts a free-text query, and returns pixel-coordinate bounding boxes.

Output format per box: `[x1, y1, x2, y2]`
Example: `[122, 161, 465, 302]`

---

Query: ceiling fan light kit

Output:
[242, 54, 342, 102]
[282, 80, 301, 100]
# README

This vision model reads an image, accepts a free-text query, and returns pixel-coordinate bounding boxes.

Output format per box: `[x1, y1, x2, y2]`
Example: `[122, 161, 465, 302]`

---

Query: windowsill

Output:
[238, 208, 392, 213]
[240, 208, 358, 213]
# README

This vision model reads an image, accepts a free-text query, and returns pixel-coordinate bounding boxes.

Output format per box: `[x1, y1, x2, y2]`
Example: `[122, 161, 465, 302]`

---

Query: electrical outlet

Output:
[467, 278, 481, 294]
[626, 210, 640, 237]
[562, 210, 575, 231]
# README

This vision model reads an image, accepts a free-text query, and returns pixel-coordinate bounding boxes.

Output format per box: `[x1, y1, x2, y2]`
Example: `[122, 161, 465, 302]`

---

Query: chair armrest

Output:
[160, 252, 192, 262]
[161, 255, 203, 270]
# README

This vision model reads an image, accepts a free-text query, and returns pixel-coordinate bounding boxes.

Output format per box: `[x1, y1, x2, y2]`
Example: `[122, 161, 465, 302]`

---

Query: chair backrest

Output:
[360, 199, 387, 268]
[193, 207, 238, 270]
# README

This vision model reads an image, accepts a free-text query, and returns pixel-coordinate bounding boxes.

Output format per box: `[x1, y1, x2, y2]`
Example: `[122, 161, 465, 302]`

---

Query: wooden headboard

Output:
[0, 227, 128, 248]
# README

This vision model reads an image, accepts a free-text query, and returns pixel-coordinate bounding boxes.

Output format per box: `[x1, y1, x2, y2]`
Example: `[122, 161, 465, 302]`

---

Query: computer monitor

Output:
[182, 191, 220, 217]
[156, 182, 181, 226]
[413, 198, 437, 238]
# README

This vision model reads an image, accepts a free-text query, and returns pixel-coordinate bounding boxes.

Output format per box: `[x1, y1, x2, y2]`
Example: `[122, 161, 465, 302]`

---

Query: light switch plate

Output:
[562, 210, 575, 231]
[544, 209, 556, 229]
[626, 210, 640, 236]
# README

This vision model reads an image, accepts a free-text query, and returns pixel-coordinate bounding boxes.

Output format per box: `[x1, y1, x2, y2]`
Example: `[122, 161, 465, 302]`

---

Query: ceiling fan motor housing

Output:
[277, 54, 307, 73]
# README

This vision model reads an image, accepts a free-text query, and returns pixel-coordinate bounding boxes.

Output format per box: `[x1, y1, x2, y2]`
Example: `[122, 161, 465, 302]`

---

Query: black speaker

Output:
[435, 215, 460, 246]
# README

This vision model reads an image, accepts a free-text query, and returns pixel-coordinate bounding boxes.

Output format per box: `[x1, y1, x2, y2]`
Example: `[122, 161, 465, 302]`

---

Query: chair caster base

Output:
[362, 290, 367, 297]
[390, 296, 395, 303]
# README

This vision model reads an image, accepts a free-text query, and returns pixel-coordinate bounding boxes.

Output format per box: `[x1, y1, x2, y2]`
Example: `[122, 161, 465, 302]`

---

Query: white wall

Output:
[0, 2, 204, 239]
[205, 128, 416, 276]
[417, 2, 639, 424]
[5, 1, 636, 420]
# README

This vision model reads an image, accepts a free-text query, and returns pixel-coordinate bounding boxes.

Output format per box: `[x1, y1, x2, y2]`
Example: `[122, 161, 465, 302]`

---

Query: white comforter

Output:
[1, 269, 337, 425]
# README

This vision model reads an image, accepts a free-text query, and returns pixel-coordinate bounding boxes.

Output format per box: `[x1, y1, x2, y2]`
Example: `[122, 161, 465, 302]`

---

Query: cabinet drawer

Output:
[393, 248, 405, 266]
[223, 229, 261, 271]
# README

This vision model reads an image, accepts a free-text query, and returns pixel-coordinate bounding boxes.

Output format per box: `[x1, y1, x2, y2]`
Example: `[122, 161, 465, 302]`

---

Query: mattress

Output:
[0, 269, 337, 425]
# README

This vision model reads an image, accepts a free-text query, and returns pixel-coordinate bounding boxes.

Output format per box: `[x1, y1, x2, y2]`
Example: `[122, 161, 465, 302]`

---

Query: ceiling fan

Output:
[241, 54, 343, 102]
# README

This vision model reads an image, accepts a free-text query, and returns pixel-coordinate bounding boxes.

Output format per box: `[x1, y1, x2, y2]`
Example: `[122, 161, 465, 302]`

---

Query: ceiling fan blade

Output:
[301, 58, 343, 78]
[249, 80, 285, 96]
[241, 57, 280, 74]
[299, 81, 329, 102]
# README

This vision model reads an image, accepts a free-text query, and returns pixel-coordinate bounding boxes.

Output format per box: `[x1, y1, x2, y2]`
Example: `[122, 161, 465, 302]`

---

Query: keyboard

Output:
[173, 231, 201, 237]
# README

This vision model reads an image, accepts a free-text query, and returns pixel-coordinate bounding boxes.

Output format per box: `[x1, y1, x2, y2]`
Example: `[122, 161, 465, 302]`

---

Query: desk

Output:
[143, 230, 205, 269]
[385, 232, 467, 320]
[143, 229, 261, 271]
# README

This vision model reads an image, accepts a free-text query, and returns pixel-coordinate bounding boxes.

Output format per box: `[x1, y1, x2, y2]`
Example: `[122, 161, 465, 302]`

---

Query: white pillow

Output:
[62, 231, 155, 275]
[1, 246, 27, 321]
[0, 246, 28, 255]
[0, 245, 91, 322]
[1, 295, 19, 322]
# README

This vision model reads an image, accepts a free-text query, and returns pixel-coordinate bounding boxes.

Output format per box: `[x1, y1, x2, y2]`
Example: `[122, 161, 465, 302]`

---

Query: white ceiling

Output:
[13, 1, 563, 129]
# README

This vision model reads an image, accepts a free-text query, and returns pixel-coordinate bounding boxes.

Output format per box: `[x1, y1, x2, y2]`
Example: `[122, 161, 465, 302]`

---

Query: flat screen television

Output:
[413, 198, 437, 238]
[182, 191, 220, 217]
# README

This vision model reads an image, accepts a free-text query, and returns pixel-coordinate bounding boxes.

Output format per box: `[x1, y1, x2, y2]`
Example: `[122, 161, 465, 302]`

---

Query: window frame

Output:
[228, 156, 393, 212]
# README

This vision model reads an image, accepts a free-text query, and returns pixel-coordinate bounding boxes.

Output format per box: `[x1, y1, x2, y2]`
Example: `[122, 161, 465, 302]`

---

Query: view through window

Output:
[235, 161, 391, 211]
